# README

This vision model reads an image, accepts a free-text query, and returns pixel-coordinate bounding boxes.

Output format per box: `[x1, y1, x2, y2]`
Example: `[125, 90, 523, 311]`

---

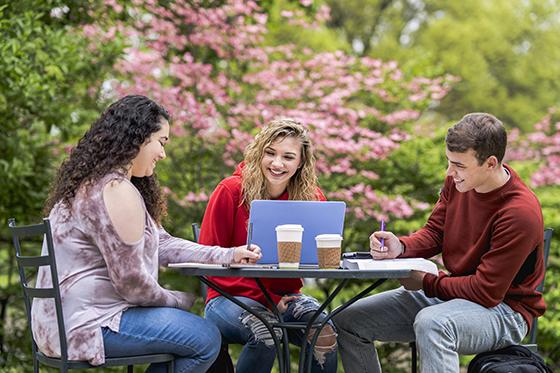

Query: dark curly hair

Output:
[44, 95, 170, 223]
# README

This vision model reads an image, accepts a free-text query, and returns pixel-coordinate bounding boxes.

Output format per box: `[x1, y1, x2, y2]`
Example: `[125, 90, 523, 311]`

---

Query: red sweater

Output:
[199, 164, 326, 306]
[400, 164, 545, 328]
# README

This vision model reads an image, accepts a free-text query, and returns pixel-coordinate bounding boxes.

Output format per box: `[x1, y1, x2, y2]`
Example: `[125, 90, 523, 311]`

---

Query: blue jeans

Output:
[102, 307, 221, 373]
[333, 287, 528, 373]
[205, 295, 338, 373]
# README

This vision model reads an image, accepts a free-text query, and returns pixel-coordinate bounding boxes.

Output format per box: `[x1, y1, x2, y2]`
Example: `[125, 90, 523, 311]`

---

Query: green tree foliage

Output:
[0, 0, 123, 368]
[326, 0, 560, 130]
[1, 1, 559, 371]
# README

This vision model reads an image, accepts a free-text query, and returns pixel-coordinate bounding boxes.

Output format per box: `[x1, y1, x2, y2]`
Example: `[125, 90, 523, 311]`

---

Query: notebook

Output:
[247, 200, 346, 265]
[342, 257, 439, 275]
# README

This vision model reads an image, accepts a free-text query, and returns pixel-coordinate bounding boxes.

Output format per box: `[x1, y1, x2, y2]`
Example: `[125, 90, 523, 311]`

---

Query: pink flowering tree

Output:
[507, 108, 560, 187]
[93, 0, 455, 240]
[508, 110, 560, 364]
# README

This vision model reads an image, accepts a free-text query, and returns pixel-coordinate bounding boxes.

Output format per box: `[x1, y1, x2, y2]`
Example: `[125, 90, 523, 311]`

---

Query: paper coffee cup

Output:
[315, 234, 343, 269]
[275, 224, 304, 269]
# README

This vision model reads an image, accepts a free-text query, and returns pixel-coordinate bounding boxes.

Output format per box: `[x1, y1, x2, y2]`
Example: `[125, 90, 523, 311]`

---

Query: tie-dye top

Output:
[31, 172, 234, 365]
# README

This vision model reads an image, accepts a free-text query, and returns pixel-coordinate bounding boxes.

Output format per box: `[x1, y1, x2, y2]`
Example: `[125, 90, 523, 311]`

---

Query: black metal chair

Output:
[191, 223, 234, 373]
[191, 223, 205, 299]
[521, 227, 553, 353]
[191, 223, 201, 242]
[9, 218, 174, 372]
[410, 227, 554, 372]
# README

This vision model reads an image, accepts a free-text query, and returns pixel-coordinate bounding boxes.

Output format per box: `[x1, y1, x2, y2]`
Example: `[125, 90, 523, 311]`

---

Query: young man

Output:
[333, 113, 546, 373]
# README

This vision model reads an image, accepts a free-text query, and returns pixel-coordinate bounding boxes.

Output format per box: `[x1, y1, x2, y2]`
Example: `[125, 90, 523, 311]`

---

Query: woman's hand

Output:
[232, 244, 262, 264]
[277, 295, 299, 313]
[369, 230, 404, 259]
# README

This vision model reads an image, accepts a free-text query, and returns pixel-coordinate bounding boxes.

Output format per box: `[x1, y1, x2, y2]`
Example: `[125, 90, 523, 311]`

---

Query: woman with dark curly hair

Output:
[33, 95, 261, 372]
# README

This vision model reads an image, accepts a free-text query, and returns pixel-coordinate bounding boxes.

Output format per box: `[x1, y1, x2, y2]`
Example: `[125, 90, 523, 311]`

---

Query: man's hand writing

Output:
[369, 230, 404, 259]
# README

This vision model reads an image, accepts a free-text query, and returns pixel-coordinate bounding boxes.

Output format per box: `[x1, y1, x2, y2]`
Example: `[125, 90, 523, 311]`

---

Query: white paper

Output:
[342, 258, 438, 275]
[168, 262, 225, 269]
[168, 262, 276, 269]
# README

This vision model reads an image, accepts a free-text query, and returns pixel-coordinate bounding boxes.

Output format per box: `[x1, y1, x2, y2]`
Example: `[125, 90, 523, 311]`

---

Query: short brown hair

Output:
[445, 113, 507, 165]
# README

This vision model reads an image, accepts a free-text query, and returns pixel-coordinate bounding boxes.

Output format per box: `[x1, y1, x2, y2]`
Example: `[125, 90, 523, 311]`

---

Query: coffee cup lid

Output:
[275, 224, 304, 232]
[315, 234, 343, 241]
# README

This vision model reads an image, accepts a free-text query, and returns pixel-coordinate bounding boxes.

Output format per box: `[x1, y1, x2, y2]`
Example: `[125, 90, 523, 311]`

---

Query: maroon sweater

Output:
[199, 163, 326, 306]
[400, 164, 545, 328]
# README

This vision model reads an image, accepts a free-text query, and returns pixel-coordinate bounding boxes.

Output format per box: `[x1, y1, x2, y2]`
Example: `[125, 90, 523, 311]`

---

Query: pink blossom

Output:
[95, 0, 456, 220]
[280, 10, 294, 18]
[104, 0, 123, 13]
[360, 170, 379, 180]
[508, 108, 560, 186]
[315, 5, 331, 22]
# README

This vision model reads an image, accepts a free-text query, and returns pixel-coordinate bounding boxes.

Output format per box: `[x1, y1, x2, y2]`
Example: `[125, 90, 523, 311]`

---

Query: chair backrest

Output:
[527, 227, 554, 345]
[537, 228, 553, 293]
[8, 218, 70, 364]
[190, 222, 234, 372]
[191, 223, 208, 299]
[192, 223, 200, 243]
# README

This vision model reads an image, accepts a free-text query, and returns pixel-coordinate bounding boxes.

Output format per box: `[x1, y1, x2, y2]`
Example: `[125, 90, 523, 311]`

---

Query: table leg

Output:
[198, 276, 287, 373]
[302, 278, 387, 373]
[198, 275, 387, 373]
[254, 278, 292, 373]
[297, 278, 348, 371]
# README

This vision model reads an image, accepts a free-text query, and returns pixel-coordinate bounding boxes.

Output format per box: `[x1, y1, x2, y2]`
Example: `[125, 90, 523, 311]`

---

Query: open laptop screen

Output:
[248, 200, 346, 265]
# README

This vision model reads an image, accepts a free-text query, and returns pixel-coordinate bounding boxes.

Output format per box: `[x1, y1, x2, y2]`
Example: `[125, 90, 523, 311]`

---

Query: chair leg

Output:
[168, 359, 174, 373]
[410, 341, 417, 373]
[127, 365, 133, 373]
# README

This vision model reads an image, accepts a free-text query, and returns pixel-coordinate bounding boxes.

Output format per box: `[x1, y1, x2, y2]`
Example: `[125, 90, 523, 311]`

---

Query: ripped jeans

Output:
[205, 294, 337, 373]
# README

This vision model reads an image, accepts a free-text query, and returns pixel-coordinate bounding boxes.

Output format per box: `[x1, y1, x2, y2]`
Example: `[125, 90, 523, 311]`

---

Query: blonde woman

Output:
[200, 119, 337, 373]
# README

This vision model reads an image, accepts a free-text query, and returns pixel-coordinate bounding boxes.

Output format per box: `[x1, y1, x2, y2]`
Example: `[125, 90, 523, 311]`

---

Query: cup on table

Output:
[315, 234, 343, 269]
[275, 224, 304, 269]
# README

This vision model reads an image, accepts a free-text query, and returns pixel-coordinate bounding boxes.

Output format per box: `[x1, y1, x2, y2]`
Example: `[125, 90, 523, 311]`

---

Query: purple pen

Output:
[379, 220, 386, 251]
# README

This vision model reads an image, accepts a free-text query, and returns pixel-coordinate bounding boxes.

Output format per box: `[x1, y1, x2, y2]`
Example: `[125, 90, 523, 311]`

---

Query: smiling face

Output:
[129, 119, 170, 178]
[446, 148, 500, 193]
[260, 136, 302, 197]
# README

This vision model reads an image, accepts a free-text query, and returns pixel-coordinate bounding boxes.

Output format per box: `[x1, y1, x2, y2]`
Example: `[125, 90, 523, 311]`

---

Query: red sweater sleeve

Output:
[422, 207, 543, 308]
[199, 183, 236, 247]
[399, 181, 449, 259]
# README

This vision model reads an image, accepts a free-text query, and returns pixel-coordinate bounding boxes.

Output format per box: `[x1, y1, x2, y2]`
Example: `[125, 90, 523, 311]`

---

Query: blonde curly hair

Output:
[241, 118, 319, 206]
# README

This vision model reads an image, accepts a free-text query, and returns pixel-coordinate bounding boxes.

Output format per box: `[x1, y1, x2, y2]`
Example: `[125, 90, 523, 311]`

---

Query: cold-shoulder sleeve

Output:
[158, 227, 235, 266]
[76, 184, 192, 310]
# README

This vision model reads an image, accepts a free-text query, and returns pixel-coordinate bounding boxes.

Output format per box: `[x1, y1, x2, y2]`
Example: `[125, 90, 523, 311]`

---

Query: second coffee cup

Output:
[275, 224, 304, 269]
[315, 234, 343, 269]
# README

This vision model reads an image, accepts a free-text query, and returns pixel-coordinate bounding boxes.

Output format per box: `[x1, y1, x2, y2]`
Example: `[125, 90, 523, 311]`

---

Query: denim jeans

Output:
[102, 306, 221, 373]
[205, 294, 338, 373]
[333, 287, 528, 373]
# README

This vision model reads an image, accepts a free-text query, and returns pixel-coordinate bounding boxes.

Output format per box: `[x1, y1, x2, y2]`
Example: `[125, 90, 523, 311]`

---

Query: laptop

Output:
[247, 200, 346, 265]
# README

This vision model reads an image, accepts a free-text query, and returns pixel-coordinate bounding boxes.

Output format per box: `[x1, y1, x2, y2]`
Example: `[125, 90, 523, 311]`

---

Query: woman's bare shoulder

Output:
[102, 179, 145, 244]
